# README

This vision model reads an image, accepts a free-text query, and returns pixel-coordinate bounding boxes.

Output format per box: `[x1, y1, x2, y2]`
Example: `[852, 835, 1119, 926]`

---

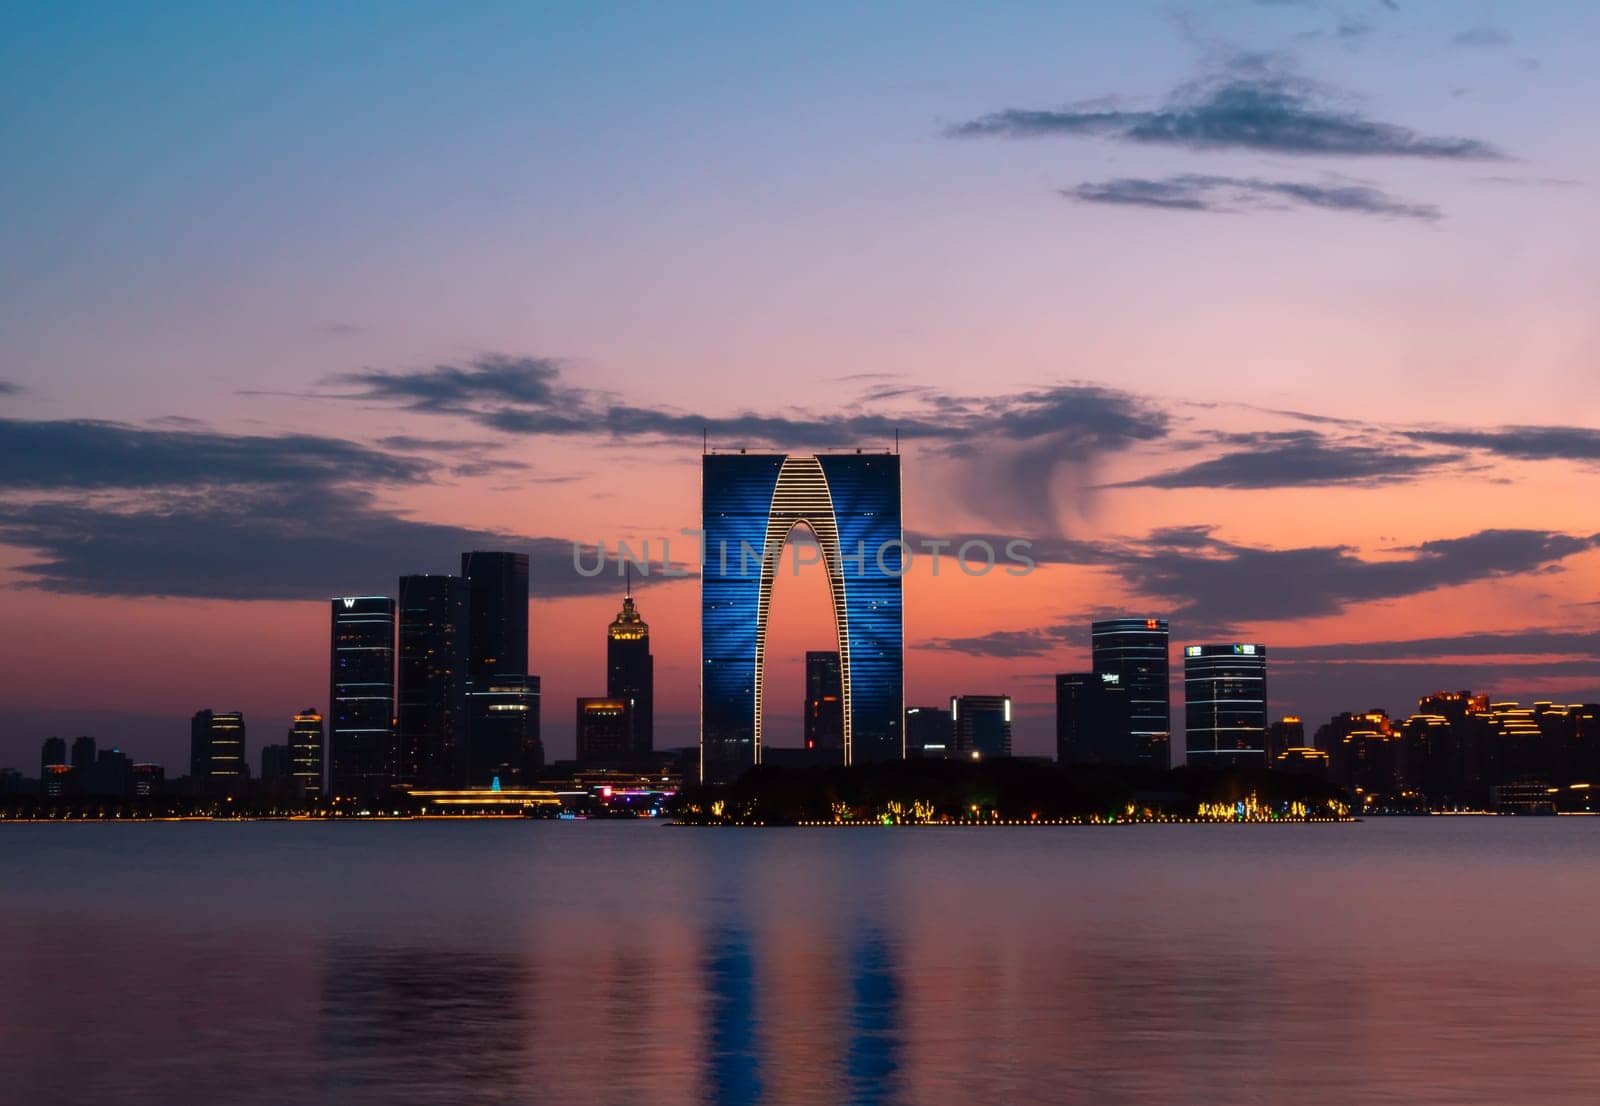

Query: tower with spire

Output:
[606, 571, 654, 755]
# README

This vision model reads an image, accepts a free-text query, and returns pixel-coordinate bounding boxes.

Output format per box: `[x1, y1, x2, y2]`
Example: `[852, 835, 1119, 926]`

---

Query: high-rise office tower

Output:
[82, 748, 134, 798]
[576, 697, 630, 764]
[289, 708, 324, 799]
[1265, 715, 1305, 761]
[461, 551, 529, 676]
[1184, 644, 1269, 768]
[71, 735, 96, 771]
[952, 695, 1012, 759]
[466, 675, 543, 785]
[461, 551, 542, 785]
[132, 763, 164, 797]
[607, 584, 654, 756]
[397, 574, 470, 787]
[40, 736, 66, 778]
[1091, 618, 1171, 768]
[905, 705, 952, 758]
[1056, 671, 1135, 765]
[701, 452, 903, 783]
[260, 744, 292, 785]
[190, 710, 246, 795]
[329, 596, 396, 801]
[803, 651, 843, 753]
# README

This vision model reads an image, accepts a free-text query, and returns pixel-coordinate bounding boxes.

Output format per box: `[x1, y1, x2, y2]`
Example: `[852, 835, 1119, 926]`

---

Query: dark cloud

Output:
[1274, 629, 1600, 662]
[1404, 425, 1600, 464]
[1066, 174, 1441, 220]
[1475, 176, 1583, 188]
[1454, 26, 1511, 48]
[315, 320, 364, 336]
[0, 418, 663, 600]
[327, 357, 1172, 532]
[1114, 431, 1460, 488]
[0, 418, 428, 490]
[976, 525, 1600, 633]
[0, 486, 650, 601]
[331, 354, 569, 412]
[947, 61, 1502, 159]
[1124, 527, 1600, 629]
[924, 625, 1074, 659]
[0, 380, 21, 397]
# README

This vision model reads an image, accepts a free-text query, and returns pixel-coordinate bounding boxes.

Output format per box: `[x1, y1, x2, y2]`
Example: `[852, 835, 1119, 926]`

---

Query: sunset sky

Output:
[3, 0, 1598, 769]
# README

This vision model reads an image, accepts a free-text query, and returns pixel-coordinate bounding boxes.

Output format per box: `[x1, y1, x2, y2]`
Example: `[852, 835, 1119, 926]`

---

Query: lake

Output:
[3, 818, 1598, 1105]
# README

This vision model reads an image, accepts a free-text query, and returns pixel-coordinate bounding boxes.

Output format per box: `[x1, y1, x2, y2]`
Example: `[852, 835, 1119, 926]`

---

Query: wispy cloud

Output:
[322, 356, 1173, 532]
[0, 417, 427, 489]
[0, 487, 630, 601]
[0, 417, 643, 599]
[1454, 26, 1512, 48]
[1405, 425, 1600, 464]
[947, 57, 1503, 159]
[982, 525, 1600, 633]
[1113, 431, 1461, 489]
[1066, 174, 1440, 220]
[925, 624, 1076, 659]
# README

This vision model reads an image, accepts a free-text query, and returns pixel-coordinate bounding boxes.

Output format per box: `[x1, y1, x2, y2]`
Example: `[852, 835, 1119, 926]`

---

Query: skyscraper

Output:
[607, 584, 654, 756]
[260, 743, 292, 790]
[190, 710, 246, 795]
[461, 551, 529, 676]
[40, 736, 65, 778]
[397, 574, 469, 787]
[461, 552, 541, 784]
[1055, 671, 1135, 765]
[702, 452, 903, 783]
[71, 735, 96, 772]
[1184, 643, 1269, 768]
[1091, 618, 1171, 768]
[952, 695, 1012, 759]
[1265, 715, 1305, 761]
[289, 707, 324, 799]
[803, 651, 843, 754]
[576, 697, 630, 764]
[329, 596, 396, 801]
[905, 705, 952, 758]
[466, 675, 543, 785]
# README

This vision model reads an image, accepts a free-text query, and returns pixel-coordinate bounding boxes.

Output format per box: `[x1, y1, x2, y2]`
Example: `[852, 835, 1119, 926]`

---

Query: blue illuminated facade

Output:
[701, 453, 903, 783]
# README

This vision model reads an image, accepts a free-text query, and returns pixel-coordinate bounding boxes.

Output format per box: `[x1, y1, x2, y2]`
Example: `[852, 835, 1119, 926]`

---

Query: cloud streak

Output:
[0, 418, 657, 600]
[948, 61, 1502, 159]
[0, 417, 428, 490]
[983, 525, 1600, 632]
[326, 356, 1173, 532]
[1115, 431, 1461, 488]
[1066, 174, 1441, 220]
[1454, 26, 1511, 48]
[1405, 425, 1600, 465]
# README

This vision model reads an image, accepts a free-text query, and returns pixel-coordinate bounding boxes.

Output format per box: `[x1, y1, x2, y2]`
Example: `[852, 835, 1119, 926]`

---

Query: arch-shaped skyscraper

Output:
[701, 453, 903, 783]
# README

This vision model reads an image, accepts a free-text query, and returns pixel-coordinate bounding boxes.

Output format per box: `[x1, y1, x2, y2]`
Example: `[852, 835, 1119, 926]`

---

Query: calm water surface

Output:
[3, 818, 1599, 1105]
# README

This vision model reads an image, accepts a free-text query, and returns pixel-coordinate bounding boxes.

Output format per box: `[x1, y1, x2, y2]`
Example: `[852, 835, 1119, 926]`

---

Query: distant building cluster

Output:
[4, 458, 1597, 818]
[6, 549, 663, 809]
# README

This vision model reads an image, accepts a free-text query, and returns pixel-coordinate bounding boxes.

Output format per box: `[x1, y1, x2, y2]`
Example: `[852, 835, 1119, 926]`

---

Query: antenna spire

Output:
[625, 560, 632, 599]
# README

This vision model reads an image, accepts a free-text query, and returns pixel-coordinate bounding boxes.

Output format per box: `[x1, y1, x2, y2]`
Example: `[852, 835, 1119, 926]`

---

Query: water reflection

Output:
[704, 925, 763, 1106]
[844, 930, 901, 1106]
[5, 820, 1600, 1105]
[317, 941, 531, 1102]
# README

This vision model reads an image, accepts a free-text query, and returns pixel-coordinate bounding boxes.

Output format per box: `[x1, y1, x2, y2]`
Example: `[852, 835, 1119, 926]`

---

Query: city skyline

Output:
[3, 2, 1600, 771]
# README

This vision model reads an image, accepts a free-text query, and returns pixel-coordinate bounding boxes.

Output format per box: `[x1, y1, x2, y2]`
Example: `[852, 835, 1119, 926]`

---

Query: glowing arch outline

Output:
[751, 455, 853, 764]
